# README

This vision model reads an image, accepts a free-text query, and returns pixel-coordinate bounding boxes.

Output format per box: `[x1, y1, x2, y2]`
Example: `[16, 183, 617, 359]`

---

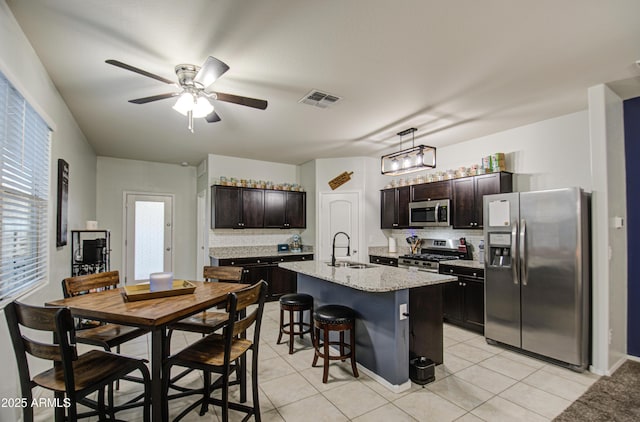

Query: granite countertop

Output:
[279, 260, 456, 293]
[440, 259, 485, 270]
[210, 245, 314, 259]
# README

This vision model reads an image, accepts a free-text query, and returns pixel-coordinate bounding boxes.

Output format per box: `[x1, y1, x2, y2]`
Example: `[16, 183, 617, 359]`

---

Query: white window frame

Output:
[0, 71, 51, 307]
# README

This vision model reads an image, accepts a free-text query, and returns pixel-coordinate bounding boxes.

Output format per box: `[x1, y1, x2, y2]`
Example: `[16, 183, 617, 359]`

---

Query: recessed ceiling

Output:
[7, 0, 640, 166]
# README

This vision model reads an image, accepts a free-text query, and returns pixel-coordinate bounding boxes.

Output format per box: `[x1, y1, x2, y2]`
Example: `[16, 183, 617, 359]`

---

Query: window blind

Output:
[0, 71, 51, 306]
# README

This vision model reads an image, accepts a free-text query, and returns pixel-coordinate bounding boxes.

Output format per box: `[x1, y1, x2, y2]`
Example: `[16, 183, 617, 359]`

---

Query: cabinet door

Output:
[264, 190, 286, 228]
[463, 279, 485, 332]
[380, 189, 397, 228]
[270, 266, 297, 299]
[243, 265, 271, 286]
[411, 180, 451, 201]
[452, 178, 476, 228]
[242, 189, 264, 228]
[442, 281, 464, 323]
[397, 186, 411, 228]
[212, 186, 242, 228]
[474, 173, 501, 228]
[285, 191, 306, 228]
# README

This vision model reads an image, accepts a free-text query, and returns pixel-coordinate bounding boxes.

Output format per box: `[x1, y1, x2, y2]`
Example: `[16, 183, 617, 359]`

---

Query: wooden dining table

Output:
[46, 280, 246, 421]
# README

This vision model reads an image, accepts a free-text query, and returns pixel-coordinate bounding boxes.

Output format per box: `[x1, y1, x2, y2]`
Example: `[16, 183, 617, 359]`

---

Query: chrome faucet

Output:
[331, 231, 351, 267]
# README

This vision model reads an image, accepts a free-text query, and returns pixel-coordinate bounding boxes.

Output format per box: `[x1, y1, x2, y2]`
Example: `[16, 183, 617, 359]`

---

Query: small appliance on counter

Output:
[277, 243, 290, 253]
[289, 234, 302, 253]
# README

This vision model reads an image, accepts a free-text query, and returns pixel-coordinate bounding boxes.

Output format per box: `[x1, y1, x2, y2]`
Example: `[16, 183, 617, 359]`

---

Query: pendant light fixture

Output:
[381, 128, 436, 175]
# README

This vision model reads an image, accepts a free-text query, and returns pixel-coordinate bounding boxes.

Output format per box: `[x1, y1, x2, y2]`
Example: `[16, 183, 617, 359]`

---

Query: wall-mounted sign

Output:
[328, 171, 353, 190]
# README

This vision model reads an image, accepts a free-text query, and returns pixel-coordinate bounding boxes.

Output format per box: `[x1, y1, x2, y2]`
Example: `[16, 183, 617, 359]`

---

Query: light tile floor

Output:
[33, 301, 600, 421]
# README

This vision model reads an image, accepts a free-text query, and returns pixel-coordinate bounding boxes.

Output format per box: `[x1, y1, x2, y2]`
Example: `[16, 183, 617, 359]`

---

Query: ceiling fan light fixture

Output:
[192, 95, 214, 118]
[172, 91, 195, 116]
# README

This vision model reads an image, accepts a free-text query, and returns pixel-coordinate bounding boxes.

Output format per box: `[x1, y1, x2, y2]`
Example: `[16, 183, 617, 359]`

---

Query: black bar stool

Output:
[277, 293, 314, 354]
[312, 304, 359, 383]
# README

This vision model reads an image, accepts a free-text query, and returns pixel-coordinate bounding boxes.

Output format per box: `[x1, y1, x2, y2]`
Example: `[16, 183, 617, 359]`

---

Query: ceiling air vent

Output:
[299, 90, 341, 108]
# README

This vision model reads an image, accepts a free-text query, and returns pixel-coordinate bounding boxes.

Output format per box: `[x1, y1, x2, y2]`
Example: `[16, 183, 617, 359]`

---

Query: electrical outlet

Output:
[609, 328, 613, 345]
[399, 303, 408, 320]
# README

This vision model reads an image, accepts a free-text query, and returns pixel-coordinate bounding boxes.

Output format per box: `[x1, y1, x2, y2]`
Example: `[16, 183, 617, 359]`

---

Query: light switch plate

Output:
[399, 303, 408, 320]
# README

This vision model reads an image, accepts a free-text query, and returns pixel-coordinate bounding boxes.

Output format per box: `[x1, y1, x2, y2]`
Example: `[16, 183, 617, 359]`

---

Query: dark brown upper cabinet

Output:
[380, 186, 411, 229]
[264, 190, 306, 229]
[452, 172, 512, 229]
[212, 186, 306, 229]
[211, 186, 264, 228]
[411, 180, 451, 201]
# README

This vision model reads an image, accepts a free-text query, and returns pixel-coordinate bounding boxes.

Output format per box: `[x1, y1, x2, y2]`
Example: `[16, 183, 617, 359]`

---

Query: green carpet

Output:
[553, 360, 640, 421]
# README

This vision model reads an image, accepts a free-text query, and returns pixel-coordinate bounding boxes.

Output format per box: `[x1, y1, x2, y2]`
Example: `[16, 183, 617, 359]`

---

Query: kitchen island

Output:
[278, 260, 456, 392]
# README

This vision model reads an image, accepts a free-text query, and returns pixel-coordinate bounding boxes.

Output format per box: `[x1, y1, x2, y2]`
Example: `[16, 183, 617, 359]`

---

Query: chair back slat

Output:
[226, 281, 266, 340]
[232, 309, 257, 337]
[228, 279, 264, 312]
[23, 340, 63, 361]
[203, 266, 244, 282]
[62, 271, 120, 297]
[6, 302, 78, 364]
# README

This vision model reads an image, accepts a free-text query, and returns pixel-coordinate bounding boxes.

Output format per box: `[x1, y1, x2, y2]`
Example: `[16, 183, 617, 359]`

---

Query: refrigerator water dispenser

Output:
[488, 232, 512, 268]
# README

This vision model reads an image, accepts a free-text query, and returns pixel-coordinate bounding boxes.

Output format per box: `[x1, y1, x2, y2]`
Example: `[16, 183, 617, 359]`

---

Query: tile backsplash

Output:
[209, 229, 304, 248]
[385, 227, 484, 261]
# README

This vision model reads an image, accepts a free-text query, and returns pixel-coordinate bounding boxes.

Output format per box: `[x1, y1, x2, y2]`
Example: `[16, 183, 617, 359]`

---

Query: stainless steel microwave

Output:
[409, 199, 451, 227]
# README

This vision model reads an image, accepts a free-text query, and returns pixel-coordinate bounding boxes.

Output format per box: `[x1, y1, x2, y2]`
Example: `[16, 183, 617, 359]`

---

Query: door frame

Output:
[318, 191, 365, 263]
[122, 191, 175, 284]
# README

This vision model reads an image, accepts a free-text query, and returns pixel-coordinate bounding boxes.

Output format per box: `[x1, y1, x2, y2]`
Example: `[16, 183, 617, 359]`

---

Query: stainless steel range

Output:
[398, 238, 468, 273]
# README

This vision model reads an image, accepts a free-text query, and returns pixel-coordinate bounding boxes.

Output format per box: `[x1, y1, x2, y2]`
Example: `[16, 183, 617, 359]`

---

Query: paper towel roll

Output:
[388, 237, 397, 253]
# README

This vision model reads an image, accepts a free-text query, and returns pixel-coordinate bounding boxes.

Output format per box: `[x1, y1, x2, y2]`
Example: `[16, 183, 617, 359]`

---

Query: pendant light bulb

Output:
[391, 158, 400, 170]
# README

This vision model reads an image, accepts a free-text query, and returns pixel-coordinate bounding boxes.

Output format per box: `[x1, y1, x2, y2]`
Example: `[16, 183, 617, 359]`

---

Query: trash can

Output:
[409, 356, 435, 385]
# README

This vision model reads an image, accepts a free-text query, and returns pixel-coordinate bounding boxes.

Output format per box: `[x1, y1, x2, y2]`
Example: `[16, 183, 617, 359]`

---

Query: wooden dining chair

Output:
[5, 300, 151, 422]
[166, 266, 245, 349]
[61, 271, 149, 353]
[163, 280, 267, 422]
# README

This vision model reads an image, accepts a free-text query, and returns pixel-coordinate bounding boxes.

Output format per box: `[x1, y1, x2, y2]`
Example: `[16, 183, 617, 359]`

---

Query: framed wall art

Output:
[56, 158, 69, 247]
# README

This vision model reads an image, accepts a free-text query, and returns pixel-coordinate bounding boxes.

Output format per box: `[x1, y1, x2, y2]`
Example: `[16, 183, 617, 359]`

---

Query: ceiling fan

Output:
[106, 56, 267, 132]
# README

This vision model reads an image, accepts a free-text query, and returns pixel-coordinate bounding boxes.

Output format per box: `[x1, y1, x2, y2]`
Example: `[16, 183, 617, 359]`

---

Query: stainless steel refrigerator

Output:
[483, 187, 590, 371]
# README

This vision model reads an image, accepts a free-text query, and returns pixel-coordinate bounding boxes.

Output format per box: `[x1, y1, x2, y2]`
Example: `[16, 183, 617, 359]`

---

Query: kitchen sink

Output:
[326, 261, 375, 269]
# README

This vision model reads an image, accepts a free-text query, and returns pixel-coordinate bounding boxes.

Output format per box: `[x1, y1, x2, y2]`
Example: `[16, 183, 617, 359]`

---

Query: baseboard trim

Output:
[356, 363, 412, 393]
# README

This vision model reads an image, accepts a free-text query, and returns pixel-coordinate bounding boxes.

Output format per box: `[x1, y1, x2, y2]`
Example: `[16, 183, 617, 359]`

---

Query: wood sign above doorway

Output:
[328, 171, 354, 190]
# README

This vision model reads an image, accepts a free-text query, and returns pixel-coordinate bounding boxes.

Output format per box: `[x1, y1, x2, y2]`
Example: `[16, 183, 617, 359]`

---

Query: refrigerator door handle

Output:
[520, 218, 527, 286]
[512, 219, 519, 285]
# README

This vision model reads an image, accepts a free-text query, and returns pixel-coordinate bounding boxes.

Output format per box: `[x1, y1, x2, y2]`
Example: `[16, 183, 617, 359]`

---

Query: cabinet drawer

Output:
[369, 255, 398, 267]
[439, 264, 484, 280]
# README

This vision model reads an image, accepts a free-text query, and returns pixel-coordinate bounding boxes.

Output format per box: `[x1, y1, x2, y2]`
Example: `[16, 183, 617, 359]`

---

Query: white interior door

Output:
[124, 193, 173, 284]
[319, 192, 361, 262]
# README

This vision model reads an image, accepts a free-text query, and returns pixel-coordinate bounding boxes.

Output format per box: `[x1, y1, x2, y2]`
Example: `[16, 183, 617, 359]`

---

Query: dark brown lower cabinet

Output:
[214, 254, 313, 301]
[442, 278, 484, 334]
[440, 263, 484, 334]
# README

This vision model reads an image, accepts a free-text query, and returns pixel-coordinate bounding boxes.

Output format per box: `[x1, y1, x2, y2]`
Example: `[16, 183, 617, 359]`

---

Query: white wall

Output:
[420, 111, 592, 193]
[299, 160, 317, 246]
[96, 157, 197, 280]
[0, 3, 98, 420]
[588, 84, 628, 374]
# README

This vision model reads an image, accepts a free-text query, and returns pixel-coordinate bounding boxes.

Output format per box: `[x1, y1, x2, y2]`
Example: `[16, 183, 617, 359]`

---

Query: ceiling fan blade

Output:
[213, 92, 268, 110]
[194, 56, 230, 88]
[106, 59, 176, 85]
[128, 92, 180, 104]
[206, 110, 222, 123]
